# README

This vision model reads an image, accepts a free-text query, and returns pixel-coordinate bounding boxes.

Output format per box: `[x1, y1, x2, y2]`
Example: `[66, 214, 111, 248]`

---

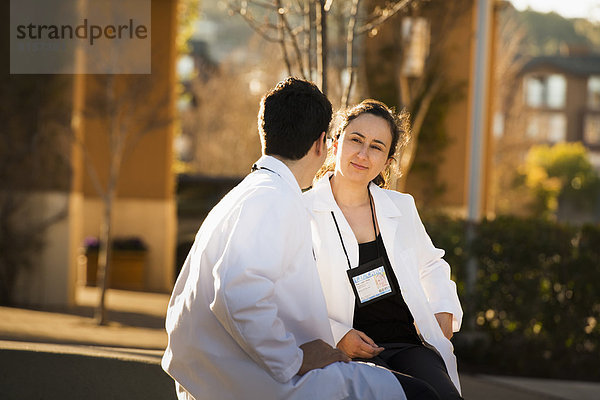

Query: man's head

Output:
[258, 77, 332, 160]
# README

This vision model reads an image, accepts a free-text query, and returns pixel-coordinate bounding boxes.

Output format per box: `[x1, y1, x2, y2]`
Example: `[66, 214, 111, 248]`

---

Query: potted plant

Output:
[84, 236, 148, 291]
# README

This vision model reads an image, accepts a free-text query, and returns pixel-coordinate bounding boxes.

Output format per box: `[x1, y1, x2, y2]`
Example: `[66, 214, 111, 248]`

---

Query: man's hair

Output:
[258, 77, 332, 160]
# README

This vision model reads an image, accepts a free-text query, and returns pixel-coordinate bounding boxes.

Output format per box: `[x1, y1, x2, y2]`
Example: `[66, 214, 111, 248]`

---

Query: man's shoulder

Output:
[222, 172, 302, 217]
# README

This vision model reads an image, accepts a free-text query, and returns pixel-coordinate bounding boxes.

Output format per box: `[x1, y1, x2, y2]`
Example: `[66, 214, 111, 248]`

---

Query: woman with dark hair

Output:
[305, 100, 463, 400]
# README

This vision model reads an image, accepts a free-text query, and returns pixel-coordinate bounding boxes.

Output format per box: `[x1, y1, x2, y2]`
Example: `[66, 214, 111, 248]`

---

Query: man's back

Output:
[163, 157, 335, 398]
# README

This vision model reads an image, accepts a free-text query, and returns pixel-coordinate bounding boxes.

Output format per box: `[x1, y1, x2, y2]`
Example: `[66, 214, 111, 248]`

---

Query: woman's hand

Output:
[337, 329, 384, 359]
[435, 312, 453, 340]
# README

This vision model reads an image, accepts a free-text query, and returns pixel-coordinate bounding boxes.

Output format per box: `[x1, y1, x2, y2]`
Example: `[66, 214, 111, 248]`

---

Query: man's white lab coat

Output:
[303, 175, 463, 393]
[162, 156, 406, 400]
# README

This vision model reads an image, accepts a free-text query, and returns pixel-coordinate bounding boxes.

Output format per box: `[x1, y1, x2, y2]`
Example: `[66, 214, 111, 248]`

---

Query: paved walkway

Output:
[1, 287, 598, 399]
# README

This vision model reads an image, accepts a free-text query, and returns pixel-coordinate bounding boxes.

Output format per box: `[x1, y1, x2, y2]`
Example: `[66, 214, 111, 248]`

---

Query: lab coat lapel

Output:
[310, 176, 359, 268]
[370, 185, 426, 325]
[369, 184, 402, 275]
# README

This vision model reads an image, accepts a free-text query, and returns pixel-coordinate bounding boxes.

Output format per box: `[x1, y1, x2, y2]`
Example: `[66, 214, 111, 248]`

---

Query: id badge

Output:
[347, 257, 396, 307]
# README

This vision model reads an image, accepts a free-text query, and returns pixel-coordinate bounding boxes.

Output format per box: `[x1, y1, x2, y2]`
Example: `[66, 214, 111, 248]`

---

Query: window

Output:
[584, 114, 600, 146]
[588, 76, 600, 110]
[526, 112, 567, 143]
[524, 74, 566, 109]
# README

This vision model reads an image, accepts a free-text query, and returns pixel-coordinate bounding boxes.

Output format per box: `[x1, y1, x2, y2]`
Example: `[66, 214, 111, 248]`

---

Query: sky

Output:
[510, 0, 600, 22]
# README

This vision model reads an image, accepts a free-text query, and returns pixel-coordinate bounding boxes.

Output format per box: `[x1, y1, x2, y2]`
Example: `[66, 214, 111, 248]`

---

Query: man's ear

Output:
[315, 132, 327, 156]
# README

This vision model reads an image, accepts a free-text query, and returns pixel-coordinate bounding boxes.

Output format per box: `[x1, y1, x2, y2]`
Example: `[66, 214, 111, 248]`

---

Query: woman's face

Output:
[334, 113, 393, 185]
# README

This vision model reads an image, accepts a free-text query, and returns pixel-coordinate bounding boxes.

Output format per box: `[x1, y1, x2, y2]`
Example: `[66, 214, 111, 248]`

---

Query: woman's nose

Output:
[357, 145, 368, 159]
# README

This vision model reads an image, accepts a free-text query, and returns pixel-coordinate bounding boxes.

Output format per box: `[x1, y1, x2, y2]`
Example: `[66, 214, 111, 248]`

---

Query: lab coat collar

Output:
[253, 155, 302, 196]
[309, 172, 402, 218]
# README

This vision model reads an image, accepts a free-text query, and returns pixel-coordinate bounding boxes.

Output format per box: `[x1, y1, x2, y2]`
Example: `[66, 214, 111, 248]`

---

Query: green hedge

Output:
[423, 215, 600, 380]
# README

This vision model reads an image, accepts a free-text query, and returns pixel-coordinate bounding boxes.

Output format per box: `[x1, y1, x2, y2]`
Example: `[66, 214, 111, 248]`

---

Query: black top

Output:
[353, 234, 422, 345]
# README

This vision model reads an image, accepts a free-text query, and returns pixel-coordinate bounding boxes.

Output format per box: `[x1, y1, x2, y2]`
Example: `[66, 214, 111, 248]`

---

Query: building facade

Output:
[519, 55, 600, 167]
[9, 0, 179, 306]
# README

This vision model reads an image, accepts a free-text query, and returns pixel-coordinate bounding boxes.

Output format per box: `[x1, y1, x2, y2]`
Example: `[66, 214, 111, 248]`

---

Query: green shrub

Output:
[423, 215, 600, 380]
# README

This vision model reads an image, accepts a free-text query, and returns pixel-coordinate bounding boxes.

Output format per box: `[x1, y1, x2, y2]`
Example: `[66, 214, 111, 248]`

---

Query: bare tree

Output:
[227, 0, 419, 100]
[71, 0, 198, 325]
[74, 74, 173, 325]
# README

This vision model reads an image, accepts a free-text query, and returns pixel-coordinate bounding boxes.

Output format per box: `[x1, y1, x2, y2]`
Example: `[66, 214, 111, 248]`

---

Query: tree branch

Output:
[396, 75, 442, 191]
[357, 0, 413, 35]
[276, 0, 293, 75]
[248, 0, 278, 9]
[228, 2, 281, 42]
[281, 6, 308, 78]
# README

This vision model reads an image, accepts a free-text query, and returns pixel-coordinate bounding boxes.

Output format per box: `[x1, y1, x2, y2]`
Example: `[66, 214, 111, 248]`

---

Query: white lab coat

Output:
[162, 156, 406, 400]
[304, 174, 463, 393]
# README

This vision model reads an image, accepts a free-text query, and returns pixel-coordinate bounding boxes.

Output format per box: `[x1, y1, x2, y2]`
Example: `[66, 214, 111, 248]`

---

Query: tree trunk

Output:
[94, 191, 114, 325]
[342, 0, 360, 108]
[316, 0, 327, 95]
[305, 0, 315, 81]
[95, 76, 124, 325]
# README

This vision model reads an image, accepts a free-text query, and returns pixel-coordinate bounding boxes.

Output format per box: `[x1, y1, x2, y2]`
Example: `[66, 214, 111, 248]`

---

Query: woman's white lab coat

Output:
[304, 175, 463, 393]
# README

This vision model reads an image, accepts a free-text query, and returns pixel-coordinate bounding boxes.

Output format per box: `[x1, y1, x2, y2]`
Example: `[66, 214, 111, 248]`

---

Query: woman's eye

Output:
[351, 137, 362, 143]
[371, 145, 383, 151]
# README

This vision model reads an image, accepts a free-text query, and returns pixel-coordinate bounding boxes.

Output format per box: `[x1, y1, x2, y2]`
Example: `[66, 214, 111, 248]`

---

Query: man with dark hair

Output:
[162, 78, 406, 400]
[259, 77, 332, 160]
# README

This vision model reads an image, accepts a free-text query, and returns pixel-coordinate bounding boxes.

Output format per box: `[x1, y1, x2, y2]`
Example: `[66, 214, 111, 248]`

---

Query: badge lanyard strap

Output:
[251, 164, 280, 177]
[331, 186, 380, 270]
[331, 211, 352, 270]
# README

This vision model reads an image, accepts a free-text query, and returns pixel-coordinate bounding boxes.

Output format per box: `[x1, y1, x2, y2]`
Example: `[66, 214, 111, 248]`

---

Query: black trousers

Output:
[355, 343, 463, 400]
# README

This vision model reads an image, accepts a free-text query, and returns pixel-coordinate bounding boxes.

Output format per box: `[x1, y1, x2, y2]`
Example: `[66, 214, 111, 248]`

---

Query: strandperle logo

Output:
[15, 18, 149, 46]
[10, 0, 151, 74]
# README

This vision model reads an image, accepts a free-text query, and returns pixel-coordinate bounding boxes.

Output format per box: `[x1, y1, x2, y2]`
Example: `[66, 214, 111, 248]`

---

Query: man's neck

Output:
[270, 154, 314, 190]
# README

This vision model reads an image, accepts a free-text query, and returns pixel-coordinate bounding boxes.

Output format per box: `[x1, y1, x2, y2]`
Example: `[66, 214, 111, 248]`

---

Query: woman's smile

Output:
[350, 161, 368, 171]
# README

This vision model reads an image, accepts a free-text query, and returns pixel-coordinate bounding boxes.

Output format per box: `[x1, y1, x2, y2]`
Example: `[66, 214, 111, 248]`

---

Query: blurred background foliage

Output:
[518, 9, 600, 55]
[424, 214, 600, 380]
[515, 142, 600, 221]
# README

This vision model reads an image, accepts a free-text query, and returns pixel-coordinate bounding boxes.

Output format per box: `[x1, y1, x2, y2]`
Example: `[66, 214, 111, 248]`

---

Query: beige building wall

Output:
[73, 0, 178, 293]
[435, 4, 475, 212]
[13, 192, 82, 306]
[81, 198, 176, 291]
[8, 0, 176, 306]
[393, 0, 495, 216]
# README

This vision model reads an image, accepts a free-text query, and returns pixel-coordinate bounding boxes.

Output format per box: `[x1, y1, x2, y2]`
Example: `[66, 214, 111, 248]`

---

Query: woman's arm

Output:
[410, 198, 463, 333]
[434, 312, 454, 340]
